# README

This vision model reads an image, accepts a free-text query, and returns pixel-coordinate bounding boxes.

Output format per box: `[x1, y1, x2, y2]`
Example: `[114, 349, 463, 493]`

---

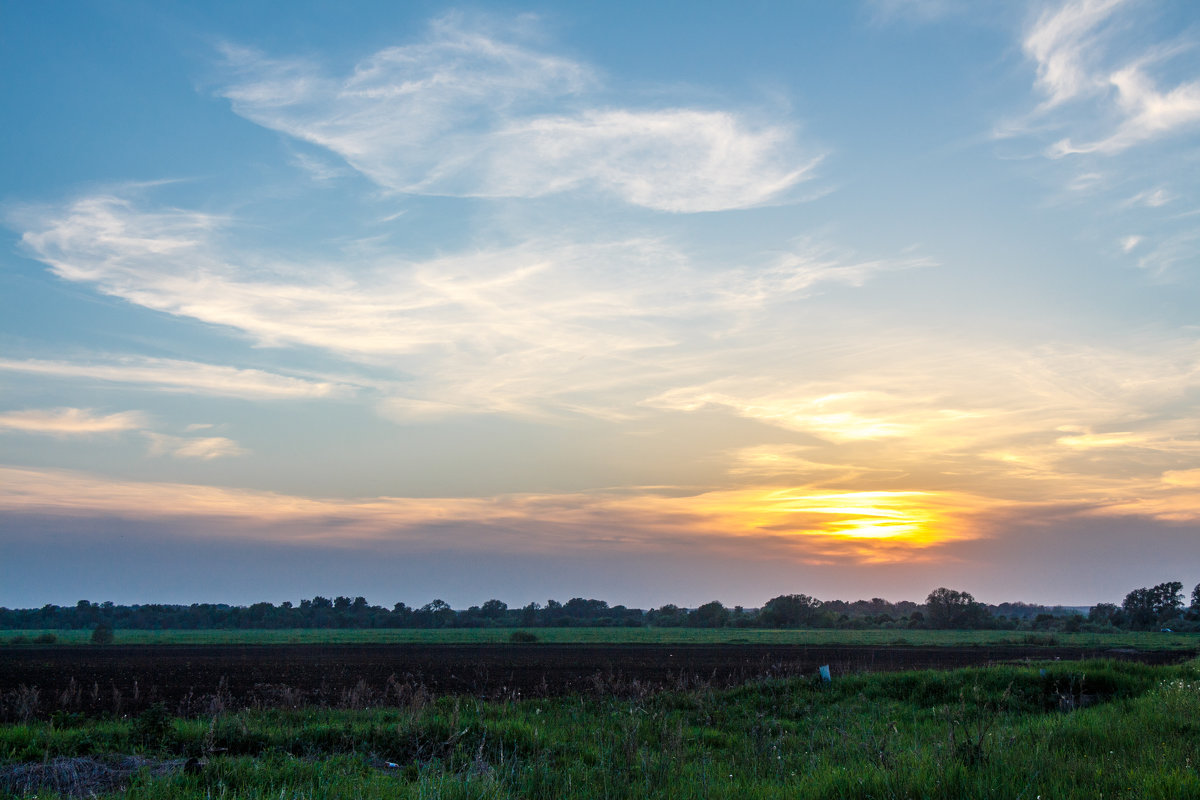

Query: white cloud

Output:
[1124, 186, 1172, 207]
[0, 407, 146, 436]
[1064, 171, 1105, 192]
[1120, 234, 1142, 252]
[0, 354, 349, 400]
[18, 192, 919, 420]
[1023, 0, 1127, 109]
[1021, 0, 1200, 155]
[1134, 228, 1200, 276]
[288, 149, 351, 183]
[145, 432, 247, 460]
[1008, 2, 1200, 275]
[217, 15, 818, 212]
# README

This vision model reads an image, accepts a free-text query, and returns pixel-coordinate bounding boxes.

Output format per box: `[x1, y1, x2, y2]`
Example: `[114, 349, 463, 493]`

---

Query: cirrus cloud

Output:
[217, 15, 819, 212]
[0, 407, 147, 436]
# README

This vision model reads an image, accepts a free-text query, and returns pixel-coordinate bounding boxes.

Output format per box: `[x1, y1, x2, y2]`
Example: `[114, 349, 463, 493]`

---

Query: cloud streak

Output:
[217, 15, 818, 212]
[0, 354, 350, 400]
[0, 408, 147, 436]
[144, 432, 247, 460]
[18, 192, 920, 420]
[0, 465, 993, 563]
[1021, 0, 1200, 156]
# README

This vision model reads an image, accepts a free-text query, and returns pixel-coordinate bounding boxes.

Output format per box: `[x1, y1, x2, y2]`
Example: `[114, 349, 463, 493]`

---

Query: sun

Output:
[668, 487, 977, 551]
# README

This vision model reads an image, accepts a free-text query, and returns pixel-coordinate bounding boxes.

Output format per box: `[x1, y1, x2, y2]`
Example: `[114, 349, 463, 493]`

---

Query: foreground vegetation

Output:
[2, 658, 1199, 799]
[3, 626, 1197, 649]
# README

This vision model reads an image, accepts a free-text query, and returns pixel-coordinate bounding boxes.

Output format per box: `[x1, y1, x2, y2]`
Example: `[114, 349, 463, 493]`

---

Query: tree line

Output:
[4, 582, 1195, 632]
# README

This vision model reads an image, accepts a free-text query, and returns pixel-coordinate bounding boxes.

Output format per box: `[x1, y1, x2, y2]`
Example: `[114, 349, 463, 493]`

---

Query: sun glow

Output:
[668, 487, 984, 551]
[767, 491, 940, 540]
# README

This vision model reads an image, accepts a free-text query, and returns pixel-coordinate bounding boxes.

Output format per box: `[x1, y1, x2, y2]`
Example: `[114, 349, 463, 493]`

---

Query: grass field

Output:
[2, 626, 1197, 649]
[2, 657, 1198, 798]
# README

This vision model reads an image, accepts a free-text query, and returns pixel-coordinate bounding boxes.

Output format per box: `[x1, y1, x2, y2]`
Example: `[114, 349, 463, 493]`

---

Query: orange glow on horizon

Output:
[652, 487, 986, 551]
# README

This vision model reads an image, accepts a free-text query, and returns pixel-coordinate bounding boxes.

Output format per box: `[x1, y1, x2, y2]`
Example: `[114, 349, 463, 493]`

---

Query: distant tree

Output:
[1192, 583, 1200, 611]
[1032, 613, 1056, 631]
[564, 598, 609, 621]
[417, 599, 455, 628]
[690, 600, 730, 628]
[480, 599, 508, 620]
[1088, 603, 1119, 625]
[760, 594, 821, 628]
[1123, 581, 1183, 628]
[650, 604, 686, 627]
[542, 599, 565, 626]
[924, 588, 990, 629]
[1151, 582, 1184, 618]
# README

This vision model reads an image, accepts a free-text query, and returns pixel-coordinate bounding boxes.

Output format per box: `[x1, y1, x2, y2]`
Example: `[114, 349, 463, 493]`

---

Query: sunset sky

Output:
[2, 0, 1199, 609]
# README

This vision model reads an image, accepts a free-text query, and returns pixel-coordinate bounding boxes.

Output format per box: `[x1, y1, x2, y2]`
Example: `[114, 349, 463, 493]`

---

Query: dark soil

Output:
[1, 643, 1189, 719]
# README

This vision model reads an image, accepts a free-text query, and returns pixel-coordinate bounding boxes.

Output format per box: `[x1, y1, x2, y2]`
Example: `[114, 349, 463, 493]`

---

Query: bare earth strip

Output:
[1, 643, 1191, 719]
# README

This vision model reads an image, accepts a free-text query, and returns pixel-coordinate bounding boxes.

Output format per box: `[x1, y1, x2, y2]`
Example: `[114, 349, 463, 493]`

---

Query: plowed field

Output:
[1, 643, 1189, 719]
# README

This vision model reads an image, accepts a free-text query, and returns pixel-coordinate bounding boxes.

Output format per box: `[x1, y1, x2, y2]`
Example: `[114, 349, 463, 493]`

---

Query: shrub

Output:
[32, 633, 57, 644]
[508, 630, 539, 644]
[133, 702, 173, 749]
[90, 623, 114, 645]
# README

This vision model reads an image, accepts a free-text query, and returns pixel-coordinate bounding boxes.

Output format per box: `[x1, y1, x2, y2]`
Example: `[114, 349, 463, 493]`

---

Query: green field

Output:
[3, 626, 1197, 649]
[2, 657, 1199, 798]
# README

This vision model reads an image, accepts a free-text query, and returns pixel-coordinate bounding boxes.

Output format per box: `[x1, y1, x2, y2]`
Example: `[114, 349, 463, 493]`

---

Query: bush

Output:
[90, 623, 114, 645]
[31, 633, 57, 644]
[508, 630, 539, 644]
[133, 702, 173, 749]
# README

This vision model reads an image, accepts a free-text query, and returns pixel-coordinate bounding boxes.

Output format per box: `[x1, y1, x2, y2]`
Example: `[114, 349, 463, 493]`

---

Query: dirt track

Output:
[1, 643, 1190, 719]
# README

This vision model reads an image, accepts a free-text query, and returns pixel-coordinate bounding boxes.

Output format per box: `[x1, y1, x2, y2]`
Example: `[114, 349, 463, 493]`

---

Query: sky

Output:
[1, 0, 1199, 610]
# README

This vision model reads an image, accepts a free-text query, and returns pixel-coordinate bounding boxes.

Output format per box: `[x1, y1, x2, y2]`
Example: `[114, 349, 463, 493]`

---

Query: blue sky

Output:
[2, 0, 1199, 609]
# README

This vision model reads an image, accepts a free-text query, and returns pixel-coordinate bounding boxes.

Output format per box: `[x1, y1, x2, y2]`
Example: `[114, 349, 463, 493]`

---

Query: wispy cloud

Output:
[217, 15, 819, 212]
[1020, 0, 1200, 155]
[1004, 1, 1200, 276]
[18, 191, 920, 420]
[0, 354, 350, 400]
[13, 186, 1198, 529]
[1023, 0, 1127, 109]
[0, 408, 146, 436]
[0, 465, 995, 562]
[1119, 234, 1141, 252]
[648, 335, 1200, 513]
[1124, 186, 1172, 208]
[1134, 228, 1200, 276]
[4, 456, 1197, 571]
[145, 432, 247, 460]
[288, 149, 351, 183]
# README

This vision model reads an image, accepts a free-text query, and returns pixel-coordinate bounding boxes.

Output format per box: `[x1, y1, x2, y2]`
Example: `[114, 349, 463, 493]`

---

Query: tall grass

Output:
[2, 658, 1198, 798]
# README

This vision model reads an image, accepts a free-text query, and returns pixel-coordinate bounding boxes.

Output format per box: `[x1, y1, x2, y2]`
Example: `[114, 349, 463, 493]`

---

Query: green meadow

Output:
[3, 626, 1197, 649]
[2, 658, 1199, 799]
